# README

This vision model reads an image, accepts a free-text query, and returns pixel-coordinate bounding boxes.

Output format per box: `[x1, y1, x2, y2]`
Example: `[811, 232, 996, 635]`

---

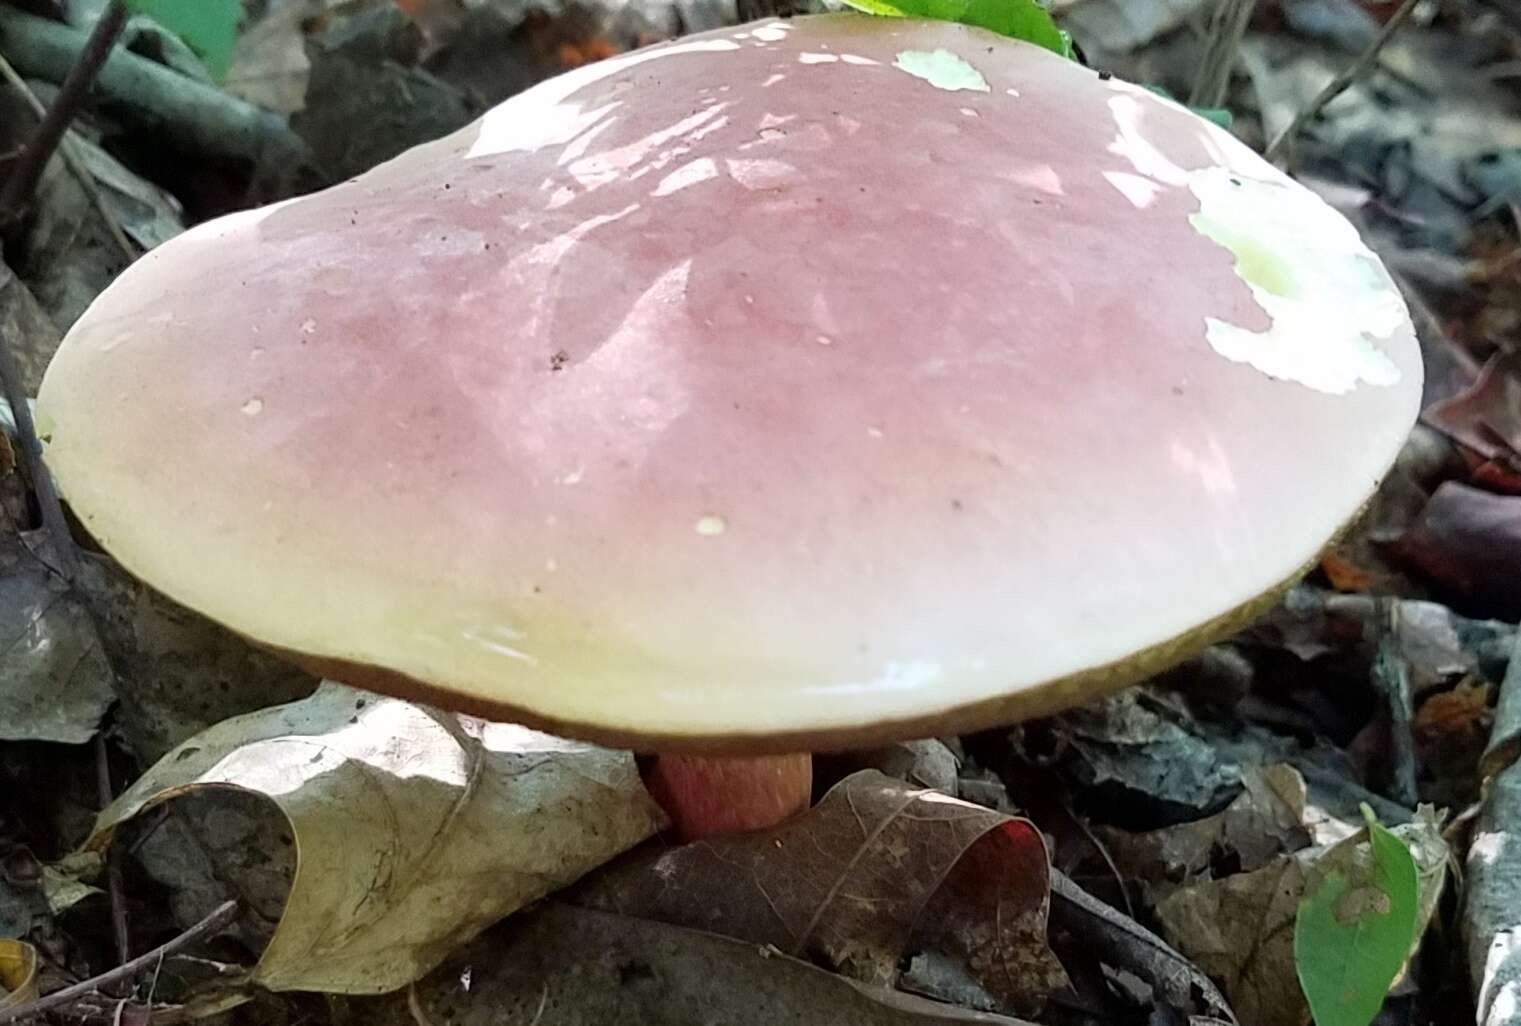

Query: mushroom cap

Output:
[37, 15, 1422, 752]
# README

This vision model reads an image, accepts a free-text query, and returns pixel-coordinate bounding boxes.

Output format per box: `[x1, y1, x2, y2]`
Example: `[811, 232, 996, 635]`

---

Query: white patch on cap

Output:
[1187, 166, 1405, 396]
[653, 157, 719, 197]
[892, 50, 989, 93]
[468, 39, 740, 158]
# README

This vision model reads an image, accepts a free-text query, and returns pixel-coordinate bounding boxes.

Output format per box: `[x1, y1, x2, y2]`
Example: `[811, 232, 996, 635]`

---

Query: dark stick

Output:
[1372, 598, 1419, 807]
[0, 0, 127, 227]
[0, 338, 78, 579]
[94, 734, 132, 965]
[0, 901, 239, 1025]
[1263, 0, 1421, 163]
[1189, 0, 1259, 109]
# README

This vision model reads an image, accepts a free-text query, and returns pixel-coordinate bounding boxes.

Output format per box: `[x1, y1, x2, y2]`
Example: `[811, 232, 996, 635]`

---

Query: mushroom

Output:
[35, 16, 1422, 841]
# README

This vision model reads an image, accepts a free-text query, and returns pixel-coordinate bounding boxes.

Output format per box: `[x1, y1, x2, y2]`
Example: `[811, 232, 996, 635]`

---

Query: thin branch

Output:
[0, 51, 137, 263]
[1189, 0, 1259, 109]
[95, 733, 132, 965]
[1372, 598, 1418, 807]
[0, 339, 77, 579]
[0, 0, 128, 227]
[1264, 0, 1422, 163]
[0, 901, 239, 1025]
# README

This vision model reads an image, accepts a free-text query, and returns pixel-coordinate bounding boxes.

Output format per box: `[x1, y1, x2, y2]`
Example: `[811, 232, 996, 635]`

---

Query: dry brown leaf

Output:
[1099, 764, 1312, 904]
[1415, 680, 1491, 743]
[368, 902, 1043, 1026]
[575, 769, 1067, 1015]
[1424, 353, 1521, 470]
[87, 681, 665, 993]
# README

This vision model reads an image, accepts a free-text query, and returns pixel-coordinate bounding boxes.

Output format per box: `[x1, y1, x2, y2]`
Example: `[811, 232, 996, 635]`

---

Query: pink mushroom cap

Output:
[37, 15, 1422, 752]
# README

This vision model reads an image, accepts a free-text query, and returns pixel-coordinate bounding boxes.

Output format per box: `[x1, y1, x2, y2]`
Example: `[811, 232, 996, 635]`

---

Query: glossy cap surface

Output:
[37, 16, 1422, 750]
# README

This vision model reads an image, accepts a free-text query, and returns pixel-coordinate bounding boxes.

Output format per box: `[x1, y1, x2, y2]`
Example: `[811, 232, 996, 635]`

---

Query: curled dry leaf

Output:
[575, 770, 1067, 1015]
[0, 938, 38, 1008]
[373, 902, 1042, 1026]
[86, 681, 665, 993]
[1423, 353, 1521, 471]
[1154, 808, 1447, 1026]
[1047, 869, 1235, 1022]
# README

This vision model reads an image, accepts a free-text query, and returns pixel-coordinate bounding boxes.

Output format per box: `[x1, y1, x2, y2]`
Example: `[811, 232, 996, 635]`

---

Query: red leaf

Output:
[1398, 482, 1521, 619]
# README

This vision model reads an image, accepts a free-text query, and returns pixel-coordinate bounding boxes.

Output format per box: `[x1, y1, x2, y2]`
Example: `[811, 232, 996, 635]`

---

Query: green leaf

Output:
[1294, 805, 1420, 1026]
[123, 0, 240, 81]
[1141, 84, 1234, 129]
[838, 0, 1073, 59]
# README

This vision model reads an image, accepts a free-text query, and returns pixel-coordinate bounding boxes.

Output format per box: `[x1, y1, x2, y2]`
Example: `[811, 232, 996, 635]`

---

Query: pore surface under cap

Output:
[38, 16, 1422, 750]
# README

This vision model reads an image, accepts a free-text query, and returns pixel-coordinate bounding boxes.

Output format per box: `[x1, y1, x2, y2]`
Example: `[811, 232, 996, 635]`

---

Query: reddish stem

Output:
[642, 752, 812, 842]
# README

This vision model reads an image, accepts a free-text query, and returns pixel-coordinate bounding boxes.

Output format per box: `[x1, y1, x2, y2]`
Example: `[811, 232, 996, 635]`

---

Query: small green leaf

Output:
[123, 0, 240, 81]
[839, 0, 1073, 59]
[1191, 106, 1233, 129]
[1142, 84, 1234, 129]
[1294, 805, 1420, 1026]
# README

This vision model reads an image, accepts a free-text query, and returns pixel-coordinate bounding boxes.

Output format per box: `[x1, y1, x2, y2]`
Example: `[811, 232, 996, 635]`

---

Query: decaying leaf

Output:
[367, 902, 1043, 1026]
[225, 0, 321, 114]
[1040, 690, 1242, 827]
[576, 769, 1068, 1015]
[0, 524, 114, 745]
[1048, 869, 1236, 1021]
[0, 263, 61, 394]
[13, 136, 181, 331]
[1155, 808, 1447, 1026]
[1099, 764, 1312, 904]
[87, 681, 665, 993]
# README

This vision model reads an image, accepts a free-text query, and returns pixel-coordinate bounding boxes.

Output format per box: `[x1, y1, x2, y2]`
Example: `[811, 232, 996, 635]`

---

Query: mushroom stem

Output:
[641, 752, 813, 842]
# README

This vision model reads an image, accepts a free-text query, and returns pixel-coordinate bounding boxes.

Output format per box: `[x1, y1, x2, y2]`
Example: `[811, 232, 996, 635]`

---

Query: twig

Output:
[0, 51, 136, 263]
[1263, 0, 1422, 163]
[1371, 598, 1418, 808]
[0, 7, 314, 173]
[94, 733, 131, 965]
[0, 332, 77, 579]
[1189, 0, 1259, 109]
[0, 900, 239, 1025]
[0, 0, 128, 229]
